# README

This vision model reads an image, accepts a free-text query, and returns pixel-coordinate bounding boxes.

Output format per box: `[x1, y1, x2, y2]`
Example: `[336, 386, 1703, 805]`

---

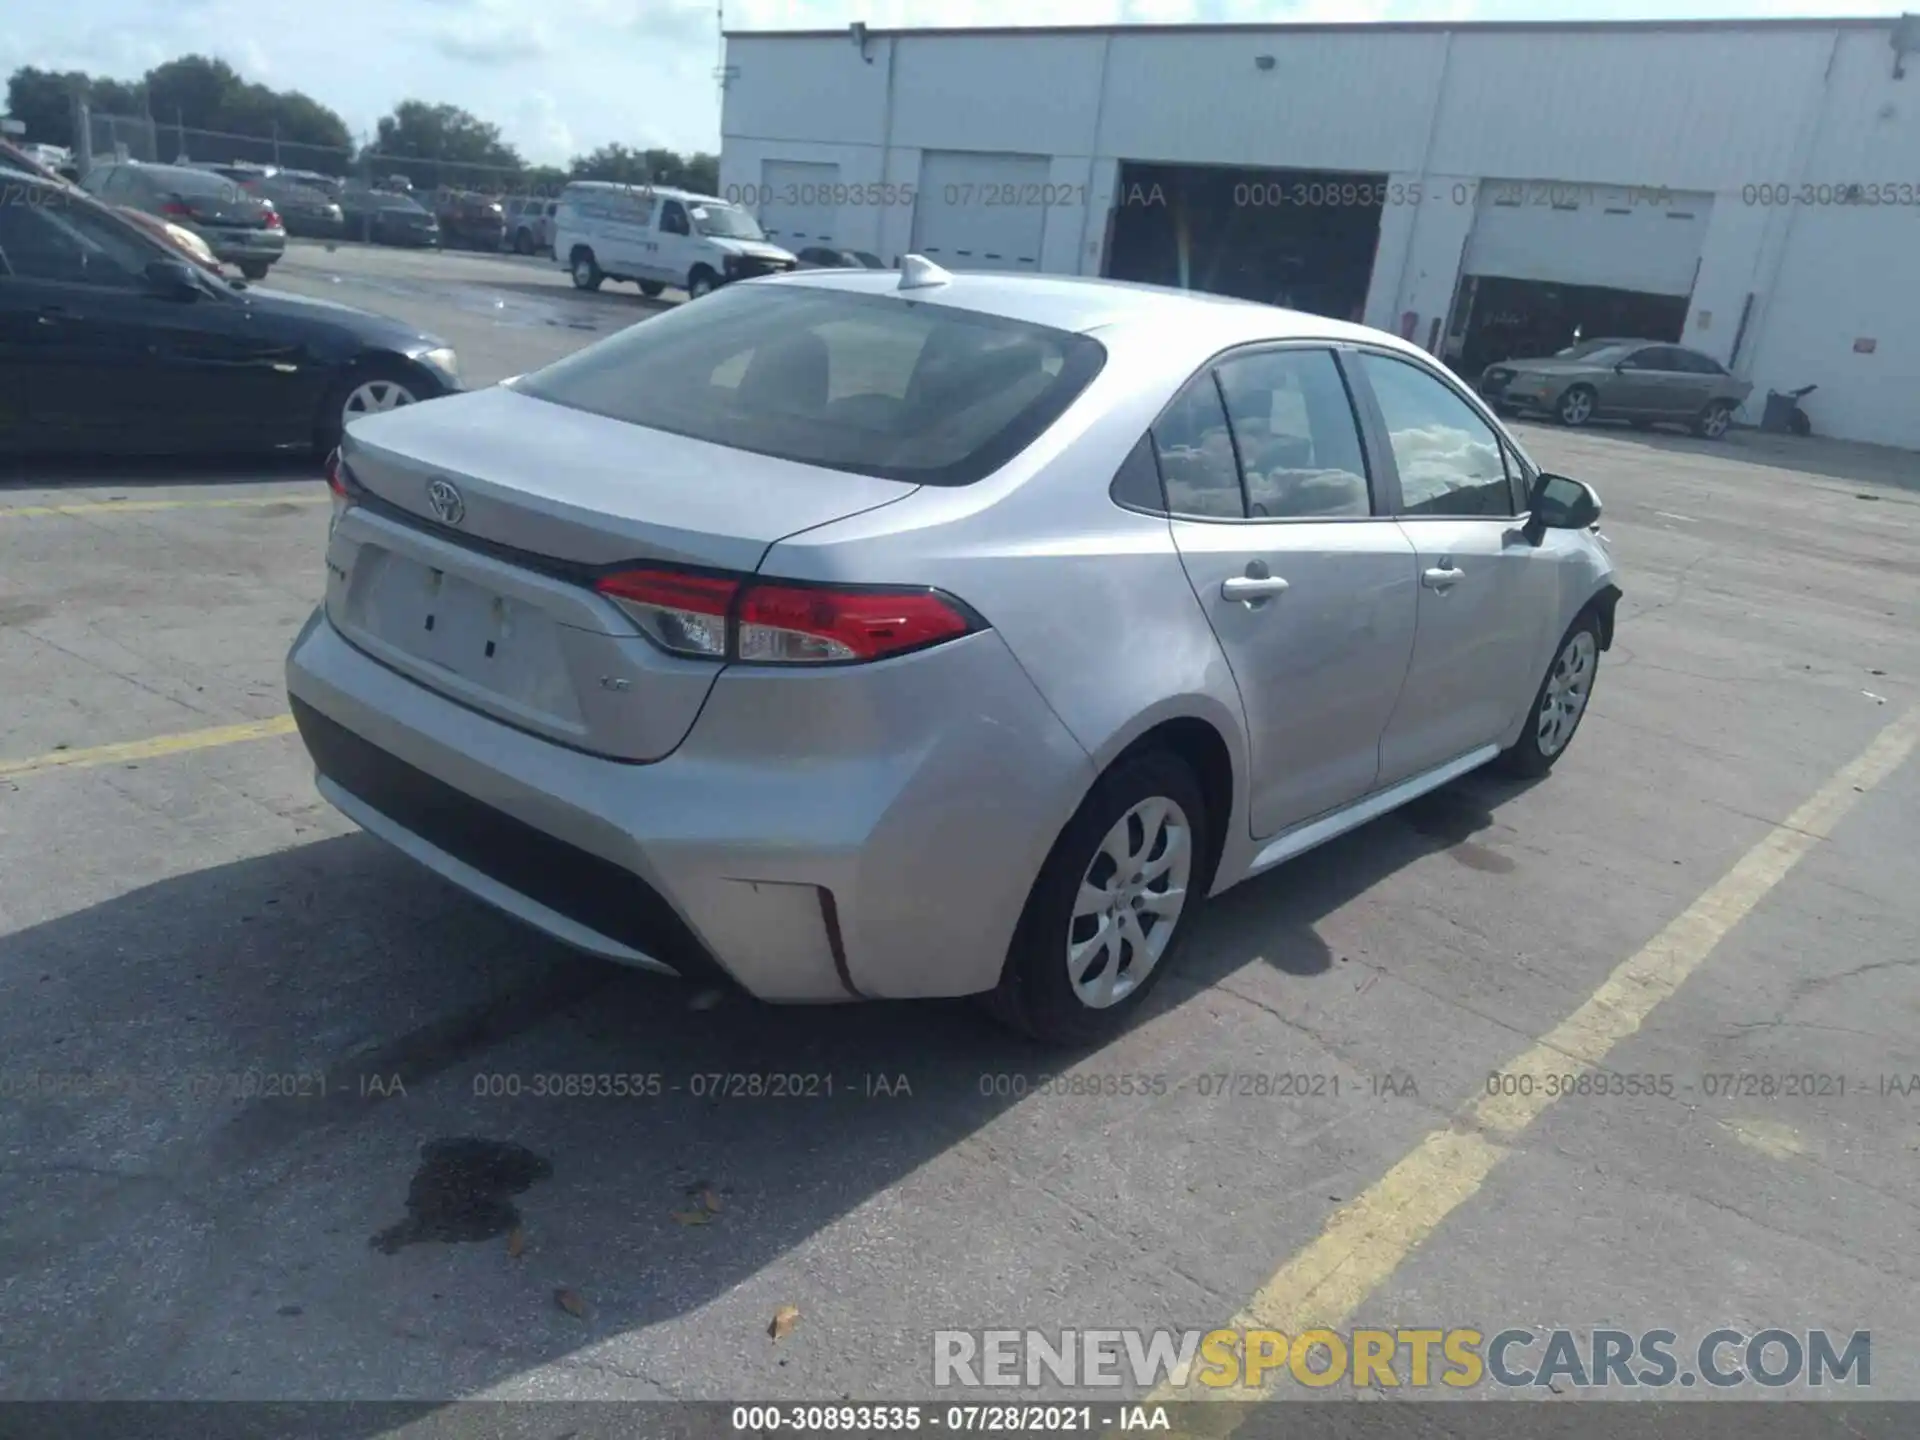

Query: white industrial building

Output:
[720, 16, 1920, 450]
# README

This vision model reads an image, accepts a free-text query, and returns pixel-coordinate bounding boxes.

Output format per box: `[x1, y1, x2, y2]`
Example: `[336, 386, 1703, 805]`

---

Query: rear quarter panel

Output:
[755, 317, 1255, 875]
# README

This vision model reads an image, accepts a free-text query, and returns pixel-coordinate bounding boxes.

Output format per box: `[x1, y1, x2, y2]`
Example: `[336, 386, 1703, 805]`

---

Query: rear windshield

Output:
[515, 284, 1108, 486]
[153, 168, 247, 200]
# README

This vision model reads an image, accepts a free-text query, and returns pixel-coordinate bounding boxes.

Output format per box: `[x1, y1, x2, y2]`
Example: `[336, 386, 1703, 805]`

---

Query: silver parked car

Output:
[1479, 338, 1753, 438]
[287, 258, 1621, 1044]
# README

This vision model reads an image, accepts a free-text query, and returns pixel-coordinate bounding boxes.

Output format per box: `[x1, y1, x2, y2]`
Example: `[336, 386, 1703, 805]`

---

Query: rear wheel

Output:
[513, 228, 534, 255]
[1556, 385, 1597, 427]
[1498, 610, 1602, 779]
[570, 248, 604, 291]
[983, 751, 1209, 1046]
[1693, 400, 1735, 440]
[638, 280, 665, 298]
[238, 260, 270, 281]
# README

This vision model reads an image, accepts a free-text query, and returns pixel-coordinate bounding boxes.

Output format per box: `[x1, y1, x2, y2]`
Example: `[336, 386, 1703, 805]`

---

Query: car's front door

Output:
[654, 198, 695, 286]
[1607, 345, 1678, 417]
[0, 181, 174, 450]
[1350, 348, 1565, 785]
[1159, 345, 1421, 838]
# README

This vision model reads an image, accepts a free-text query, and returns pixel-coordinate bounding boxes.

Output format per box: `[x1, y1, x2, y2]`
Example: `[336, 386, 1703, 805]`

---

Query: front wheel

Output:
[1498, 611, 1602, 779]
[1693, 401, 1735, 439]
[687, 266, 717, 299]
[314, 358, 431, 454]
[570, 248, 604, 291]
[983, 751, 1209, 1046]
[1556, 385, 1597, 427]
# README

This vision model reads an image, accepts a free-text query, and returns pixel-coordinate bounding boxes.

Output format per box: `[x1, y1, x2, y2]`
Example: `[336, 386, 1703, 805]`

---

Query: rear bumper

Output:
[285, 607, 1093, 1003]
[205, 231, 286, 262]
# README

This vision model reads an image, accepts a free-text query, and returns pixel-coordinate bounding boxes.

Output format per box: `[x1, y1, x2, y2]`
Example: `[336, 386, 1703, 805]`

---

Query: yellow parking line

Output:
[0, 714, 298, 781]
[1156, 702, 1920, 1423]
[0, 494, 327, 520]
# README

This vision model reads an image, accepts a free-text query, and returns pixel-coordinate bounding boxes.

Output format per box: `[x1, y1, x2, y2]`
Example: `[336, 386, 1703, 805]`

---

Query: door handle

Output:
[1422, 565, 1466, 590]
[1221, 575, 1290, 602]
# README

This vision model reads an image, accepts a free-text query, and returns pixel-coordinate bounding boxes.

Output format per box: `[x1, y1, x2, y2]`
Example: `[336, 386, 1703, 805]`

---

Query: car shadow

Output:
[0, 766, 1536, 1403]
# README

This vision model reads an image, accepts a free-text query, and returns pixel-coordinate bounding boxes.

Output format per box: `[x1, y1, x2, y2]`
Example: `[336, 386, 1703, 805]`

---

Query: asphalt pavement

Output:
[2, 243, 1918, 1415]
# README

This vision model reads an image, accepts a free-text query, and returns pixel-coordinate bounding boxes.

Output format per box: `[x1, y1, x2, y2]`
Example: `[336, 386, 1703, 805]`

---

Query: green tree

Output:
[568, 145, 719, 195]
[369, 100, 525, 191]
[5, 66, 141, 146]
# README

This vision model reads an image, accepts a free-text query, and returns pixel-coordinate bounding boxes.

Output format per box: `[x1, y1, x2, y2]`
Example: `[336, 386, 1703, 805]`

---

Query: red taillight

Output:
[159, 200, 191, 217]
[593, 567, 978, 665]
[324, 448, 348, 498]
[738, 583, 974, 663]
[263, 207, 283, 229]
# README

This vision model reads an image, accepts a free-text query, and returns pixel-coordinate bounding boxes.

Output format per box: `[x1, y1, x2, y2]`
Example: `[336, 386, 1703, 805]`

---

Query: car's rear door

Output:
[1348, 347, 1565, 785]
[1158, 344, 1420, 838]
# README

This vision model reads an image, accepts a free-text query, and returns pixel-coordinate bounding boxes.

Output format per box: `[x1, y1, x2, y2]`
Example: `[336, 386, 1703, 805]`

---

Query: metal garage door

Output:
[1461, 183, 1714, 297]
[759, 160, 839, 249]
[910, 152, 1051, 272]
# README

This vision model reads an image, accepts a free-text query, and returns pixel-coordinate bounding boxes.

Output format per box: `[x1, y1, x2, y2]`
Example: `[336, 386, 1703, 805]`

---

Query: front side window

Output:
[1214, 348, 1372, 518]
[1356, 351, 1515, 519]
[515, 284, 1105, 486]
[1150, 373, 1242, 519]
[659, 200, 690, 236]
[0, 188, 156, 286]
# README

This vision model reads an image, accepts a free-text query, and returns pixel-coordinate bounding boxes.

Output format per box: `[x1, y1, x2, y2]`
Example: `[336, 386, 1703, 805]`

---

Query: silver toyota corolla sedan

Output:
[287, 257, 1621, 1044]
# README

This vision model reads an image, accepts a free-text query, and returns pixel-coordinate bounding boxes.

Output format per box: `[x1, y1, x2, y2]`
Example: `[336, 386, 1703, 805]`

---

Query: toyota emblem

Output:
[426, 479, 466, 527]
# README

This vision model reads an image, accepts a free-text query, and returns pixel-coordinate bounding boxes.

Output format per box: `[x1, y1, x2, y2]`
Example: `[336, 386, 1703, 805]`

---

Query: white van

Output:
[552, 182, 798, 299]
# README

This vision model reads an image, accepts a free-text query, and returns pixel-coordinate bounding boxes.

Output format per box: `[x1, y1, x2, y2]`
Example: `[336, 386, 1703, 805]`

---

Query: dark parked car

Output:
[1480, 338, 1754, 439]
[249, 175, 347, 239]
[80, 161, 287, 280]
[338, 183, 441, 248]
[432, 190, 506, 250]
[0, 165, 461, 456]
[793, 246, 888, 270]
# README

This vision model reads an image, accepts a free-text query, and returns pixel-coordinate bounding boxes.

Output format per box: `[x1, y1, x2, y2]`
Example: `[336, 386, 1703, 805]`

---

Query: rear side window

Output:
[515, 284, 1107, 486]
[1214, 349, 1371, 518]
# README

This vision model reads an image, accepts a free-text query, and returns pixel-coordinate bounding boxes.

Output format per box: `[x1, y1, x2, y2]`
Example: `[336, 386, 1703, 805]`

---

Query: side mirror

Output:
[1522, 472, 1601, 544]
[143, 257, 203, 301]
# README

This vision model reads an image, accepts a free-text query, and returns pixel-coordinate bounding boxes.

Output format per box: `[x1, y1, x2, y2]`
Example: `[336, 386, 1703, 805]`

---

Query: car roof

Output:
[762, 266, 1414, 351]
[558, 181, 732, 205]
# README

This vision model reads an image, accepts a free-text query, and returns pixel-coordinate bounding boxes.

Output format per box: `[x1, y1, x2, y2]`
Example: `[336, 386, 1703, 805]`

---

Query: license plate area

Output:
[342, 547, 584, 724]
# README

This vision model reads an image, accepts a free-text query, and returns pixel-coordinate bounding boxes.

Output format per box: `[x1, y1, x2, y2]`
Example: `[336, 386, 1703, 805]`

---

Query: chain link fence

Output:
[84, 114, 555, 198]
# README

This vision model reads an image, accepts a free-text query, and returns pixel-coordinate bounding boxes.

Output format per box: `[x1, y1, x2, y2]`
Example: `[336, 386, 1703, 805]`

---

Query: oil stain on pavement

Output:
[371, 1137, 553, 1254]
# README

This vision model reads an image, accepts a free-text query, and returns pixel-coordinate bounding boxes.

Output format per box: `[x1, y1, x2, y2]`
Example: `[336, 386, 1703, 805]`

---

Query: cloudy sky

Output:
[3, 0, 1907, 165]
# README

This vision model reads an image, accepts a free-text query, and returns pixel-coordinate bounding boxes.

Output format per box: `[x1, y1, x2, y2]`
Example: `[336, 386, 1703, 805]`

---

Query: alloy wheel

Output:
[1537, 628, 1597, 757]
[1559, 389, 1594, 426]
[1066, 796, 1192, 1009]
[342, 379, 417, 422]
[1702, 404, 1732, 439]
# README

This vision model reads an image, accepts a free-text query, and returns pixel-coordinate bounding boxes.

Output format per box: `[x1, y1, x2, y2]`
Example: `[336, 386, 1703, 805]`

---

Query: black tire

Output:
[982, 750, 1212, 1046]
[1497, 609, 1603, 779]
[638, 280, 665, 298]
[1692, 401, 1736, 440]
[1788, 408, 1811, 438]
[238, 260, 270, 281]
[1556, 385, 1597, 428]
[313, 356, 436, 456]
[687, 265, 718, 299]
[514, 228, 534, 255]
[569, 247, 604, 292]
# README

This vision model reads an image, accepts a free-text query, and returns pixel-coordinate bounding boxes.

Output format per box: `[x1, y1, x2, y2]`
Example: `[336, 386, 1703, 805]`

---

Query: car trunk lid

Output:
[325, 385, 918, 760]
